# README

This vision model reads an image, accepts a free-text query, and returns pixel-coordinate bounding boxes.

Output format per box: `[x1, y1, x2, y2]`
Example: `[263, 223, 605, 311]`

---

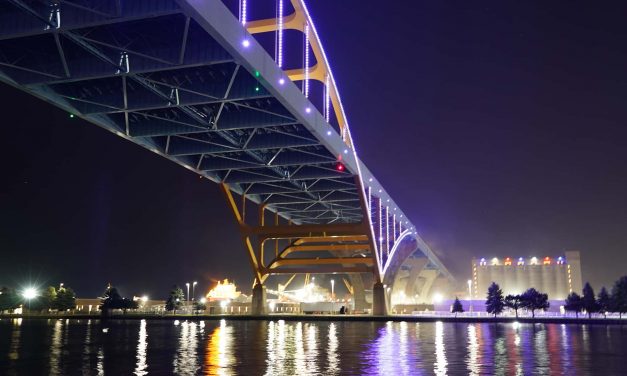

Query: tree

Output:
[0, 287, 20, 313]
[597, 287, 611, 319]
[451, 297, 464, 317]
[100, 284, 124, 315]
[520, 288, 549, 318]
[485, 282, 505, 317]
[120, 298, 138, 314]
[582, 283, 599, 318]
[611, 276, 627, 319]
[55, 287, 76, 311]
[564, 292, 583, 318]
[504, 295, 523, 318]
[193, 301, 207, 315]
[166, 286, 184, 314]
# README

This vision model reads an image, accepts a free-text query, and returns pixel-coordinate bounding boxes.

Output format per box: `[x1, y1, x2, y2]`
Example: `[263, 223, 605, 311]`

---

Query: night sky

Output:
[1, 1, 626, 299]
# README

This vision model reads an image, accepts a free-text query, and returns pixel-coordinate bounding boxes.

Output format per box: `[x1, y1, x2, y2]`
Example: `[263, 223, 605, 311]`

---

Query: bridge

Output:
[0, 0, 454, 314]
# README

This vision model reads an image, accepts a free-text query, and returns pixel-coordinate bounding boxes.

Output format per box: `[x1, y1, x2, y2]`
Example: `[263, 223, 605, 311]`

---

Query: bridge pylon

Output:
[220, 182, 386, 315]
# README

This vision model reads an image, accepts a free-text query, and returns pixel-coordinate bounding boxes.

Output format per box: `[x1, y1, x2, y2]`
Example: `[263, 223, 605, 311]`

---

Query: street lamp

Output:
[192, 281, 197, 301]
[330, 279, 335, 314]
[22, 287, 38, 312]
[467, 279, 473, 313]
[185, 283, 190, 304]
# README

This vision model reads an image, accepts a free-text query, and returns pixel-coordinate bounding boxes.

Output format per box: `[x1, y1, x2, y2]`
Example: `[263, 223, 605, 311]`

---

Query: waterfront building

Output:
[471, 251, 583, 300]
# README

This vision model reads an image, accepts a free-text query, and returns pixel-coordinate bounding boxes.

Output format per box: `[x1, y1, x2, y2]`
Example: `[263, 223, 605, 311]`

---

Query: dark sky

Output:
[1, 1, 626, 299]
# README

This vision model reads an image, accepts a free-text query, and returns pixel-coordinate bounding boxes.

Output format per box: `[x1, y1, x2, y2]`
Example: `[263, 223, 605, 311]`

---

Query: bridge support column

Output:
[251, 282, 267, 315]
[372, 282, 387, 315]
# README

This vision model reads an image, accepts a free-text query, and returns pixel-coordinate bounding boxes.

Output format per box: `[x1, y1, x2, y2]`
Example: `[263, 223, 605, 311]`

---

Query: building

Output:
[471, 251, 583, 300]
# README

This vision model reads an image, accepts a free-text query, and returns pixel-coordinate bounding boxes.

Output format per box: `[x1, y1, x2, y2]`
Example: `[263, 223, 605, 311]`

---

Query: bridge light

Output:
[369, 178, 373, 182]
[326, 130, 332, 136]
[242, 39, 250, 48]
[255, 86, 260, 92]
[254, 70, 260, 78]
[336, 163, 345, 172]
[305, 107, 311, 113]
[69, 114, 75, 118]
[343, 149, 348, 154]
[279, 78, 285, 85]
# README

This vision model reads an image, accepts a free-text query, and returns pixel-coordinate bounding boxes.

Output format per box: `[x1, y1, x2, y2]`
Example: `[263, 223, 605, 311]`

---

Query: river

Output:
[0, 318, 624, 375]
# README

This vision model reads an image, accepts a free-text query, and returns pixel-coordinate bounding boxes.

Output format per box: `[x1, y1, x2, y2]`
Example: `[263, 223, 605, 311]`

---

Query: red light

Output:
[336, 163, 345, 172]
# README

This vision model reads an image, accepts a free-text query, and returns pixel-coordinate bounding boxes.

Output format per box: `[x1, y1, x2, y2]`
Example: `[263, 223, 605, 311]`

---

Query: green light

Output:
[255, 71, 260, 78]
[255, 86, 260, 92]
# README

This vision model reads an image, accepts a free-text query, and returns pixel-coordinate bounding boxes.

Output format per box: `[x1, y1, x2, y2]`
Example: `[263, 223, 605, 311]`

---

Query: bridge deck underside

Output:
[0, 0, 361, 226]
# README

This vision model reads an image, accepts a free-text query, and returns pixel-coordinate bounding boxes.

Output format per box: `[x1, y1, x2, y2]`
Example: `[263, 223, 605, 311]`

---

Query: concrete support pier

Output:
[372, 282, 387, 316]
[251, 283, 267, 315]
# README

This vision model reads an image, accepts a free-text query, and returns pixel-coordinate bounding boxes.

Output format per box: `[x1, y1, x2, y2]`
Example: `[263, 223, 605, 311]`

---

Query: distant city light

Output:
[491, 257, 499, 265]
[22, 287, 38, 300]
[432, 293, 443, 304]
[141, 295, 148, 303]
[200, 297, 207, 304]
[530, 257, 538, 265]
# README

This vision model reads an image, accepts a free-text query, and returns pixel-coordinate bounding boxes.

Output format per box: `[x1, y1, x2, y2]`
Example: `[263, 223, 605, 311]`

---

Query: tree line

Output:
[0, 285, 76, 313]
[564, 276, 627, 318]
[473, 275, 627, 318]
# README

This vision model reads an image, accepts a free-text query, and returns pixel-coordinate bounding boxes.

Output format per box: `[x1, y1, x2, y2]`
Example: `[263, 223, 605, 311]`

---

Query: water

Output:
[0, 318, 625, 375]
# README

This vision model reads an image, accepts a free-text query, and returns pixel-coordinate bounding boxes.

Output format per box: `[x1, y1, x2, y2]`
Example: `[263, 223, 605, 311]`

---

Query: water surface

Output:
[0, 318, 624, 375]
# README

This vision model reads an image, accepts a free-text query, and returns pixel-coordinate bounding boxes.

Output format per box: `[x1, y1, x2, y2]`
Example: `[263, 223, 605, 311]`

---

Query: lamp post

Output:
[330, 279, 335, 314]
[185, 283, 190, 304]
[192, 281, 197, 301]
[22, 287, 38, 313]
[467, 279, 473, 313]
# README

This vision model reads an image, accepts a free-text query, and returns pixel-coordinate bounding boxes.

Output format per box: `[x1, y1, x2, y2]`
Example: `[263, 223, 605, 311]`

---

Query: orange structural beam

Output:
[245, 0, 348, 143]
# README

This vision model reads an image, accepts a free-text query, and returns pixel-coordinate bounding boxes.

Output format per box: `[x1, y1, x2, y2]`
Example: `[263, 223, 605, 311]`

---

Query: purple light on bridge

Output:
[279, 78, 285, 85]
[242, 39, 250, 48]
[305, 107, 312, 114]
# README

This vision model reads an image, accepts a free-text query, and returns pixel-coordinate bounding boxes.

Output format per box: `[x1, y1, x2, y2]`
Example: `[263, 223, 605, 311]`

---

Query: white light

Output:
[240, 0, 247, 25]
[304, 23, 310, 98]
[432, 293, 443, 304]
[242, 39, 250, 48]
[306, 107, 311, 113]
[343, 149, 348, 154]
[277, 0, 284, 67]
[220, 300, 228, 308]
[279, 78, 285, 85]
[141, 295, 148, 303]
[368, 178, 373, 182]
[325, 74, 330, 122]
[269, 301, 276, 311]
[326, 130, 332, 136]
[200, 298, 207, 304]
[22, 287, 38, 300]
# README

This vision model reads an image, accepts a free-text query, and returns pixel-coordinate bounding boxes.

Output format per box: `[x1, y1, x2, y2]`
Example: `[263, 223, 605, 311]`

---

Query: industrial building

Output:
[471, 251, 583, 300]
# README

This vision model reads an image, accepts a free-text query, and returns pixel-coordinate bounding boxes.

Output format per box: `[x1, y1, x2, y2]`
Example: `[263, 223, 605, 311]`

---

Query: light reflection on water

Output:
[0, 319, 626, 375]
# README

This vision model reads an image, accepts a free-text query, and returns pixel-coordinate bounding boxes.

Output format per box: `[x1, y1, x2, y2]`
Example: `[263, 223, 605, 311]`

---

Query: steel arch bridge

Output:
[0, 0, 454, 314]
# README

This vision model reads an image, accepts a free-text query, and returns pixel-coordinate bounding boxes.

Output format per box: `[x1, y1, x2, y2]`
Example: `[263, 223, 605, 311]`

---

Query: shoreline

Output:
[2, 314, 625, 325]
